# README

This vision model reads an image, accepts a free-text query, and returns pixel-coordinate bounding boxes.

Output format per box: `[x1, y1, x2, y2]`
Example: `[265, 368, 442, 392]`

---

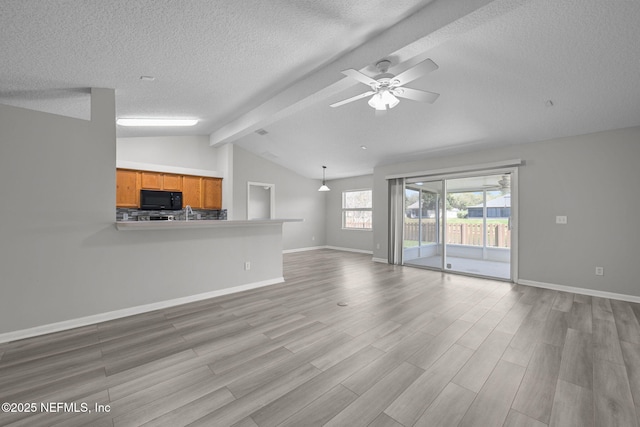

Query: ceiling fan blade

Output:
[393, 59, 438, 86]
[330, 90, 376, 108]
[394, 87, 440, 104]
[341, 69, 378, 87]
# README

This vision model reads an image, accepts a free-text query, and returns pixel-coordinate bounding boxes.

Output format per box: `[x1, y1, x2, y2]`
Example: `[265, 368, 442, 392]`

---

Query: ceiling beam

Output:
[209, 0, 522, 147]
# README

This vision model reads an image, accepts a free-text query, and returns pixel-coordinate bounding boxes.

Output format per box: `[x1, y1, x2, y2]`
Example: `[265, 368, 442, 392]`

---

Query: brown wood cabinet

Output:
[116, 169, 140, 208]
[202, 177, 222, 210]
[182, 175, 202, 208]
[116, 169, 222, 209]
[162, 174, 182, 191]
[140, 172, 162, 189]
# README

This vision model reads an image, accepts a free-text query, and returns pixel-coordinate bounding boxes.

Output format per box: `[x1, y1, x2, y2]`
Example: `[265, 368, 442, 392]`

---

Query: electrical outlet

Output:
[244, 261, 251, 271]
[556, 216, 568, 224]
[376, 243, 380, 249]
[196, 213, 201, 220]
[311, 236, 315, 241]
[595, 266, 604, 276]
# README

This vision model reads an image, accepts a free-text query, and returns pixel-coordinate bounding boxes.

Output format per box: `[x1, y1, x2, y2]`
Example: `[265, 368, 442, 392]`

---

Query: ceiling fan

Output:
[498, 175, 510, 189]
[483, 175, 511, 191]
[330, 58, 440, 113]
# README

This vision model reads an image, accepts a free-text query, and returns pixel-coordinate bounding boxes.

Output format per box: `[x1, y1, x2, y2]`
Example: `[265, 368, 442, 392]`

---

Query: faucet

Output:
[185, 205, 193, 221]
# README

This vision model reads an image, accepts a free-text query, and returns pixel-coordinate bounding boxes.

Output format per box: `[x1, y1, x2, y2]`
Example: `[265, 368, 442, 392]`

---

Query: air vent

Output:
[255, 128, 268, 136]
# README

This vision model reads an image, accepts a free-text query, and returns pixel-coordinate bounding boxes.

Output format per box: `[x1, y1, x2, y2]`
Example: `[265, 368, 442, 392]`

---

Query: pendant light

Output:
[318, 166, 330, 192]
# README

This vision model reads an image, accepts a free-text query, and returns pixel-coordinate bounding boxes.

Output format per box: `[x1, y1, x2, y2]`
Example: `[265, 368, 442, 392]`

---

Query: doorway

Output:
[402, 171, 514, 280]
[247, 182, 275, 220]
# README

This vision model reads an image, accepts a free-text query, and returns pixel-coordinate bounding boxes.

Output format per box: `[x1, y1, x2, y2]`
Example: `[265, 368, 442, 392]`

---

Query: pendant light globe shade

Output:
[318, 166, 330, 192]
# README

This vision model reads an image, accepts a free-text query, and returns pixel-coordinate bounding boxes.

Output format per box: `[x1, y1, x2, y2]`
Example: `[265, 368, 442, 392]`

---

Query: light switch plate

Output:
[556, 215, 568, 224]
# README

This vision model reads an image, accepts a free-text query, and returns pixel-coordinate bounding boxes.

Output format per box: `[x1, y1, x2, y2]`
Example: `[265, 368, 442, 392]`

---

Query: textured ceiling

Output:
[1, 0, 434, 124]
[2, 0, 640, 179]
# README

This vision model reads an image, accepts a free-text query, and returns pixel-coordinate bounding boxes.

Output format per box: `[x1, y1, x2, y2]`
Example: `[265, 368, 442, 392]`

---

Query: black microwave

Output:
[140, 190, 183, 210]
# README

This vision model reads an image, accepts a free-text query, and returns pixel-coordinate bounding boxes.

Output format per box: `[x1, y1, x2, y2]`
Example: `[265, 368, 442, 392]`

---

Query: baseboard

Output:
[325, 246, 373, 255]
[372, 257, 389, 264]
[282, 246, 326, 254]
[284, 245, 373, 255]
[0, 277, 285, 344]
[517, 279, 640, 304]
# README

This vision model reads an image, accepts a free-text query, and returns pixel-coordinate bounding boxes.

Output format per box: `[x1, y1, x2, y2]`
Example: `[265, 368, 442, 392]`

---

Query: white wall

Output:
[373, 126, 640, 298]
[0, 90, 283, 339]
[325, 175, 374, 253]
[117, 135, 218, 172]
[232, 146, 326, 251]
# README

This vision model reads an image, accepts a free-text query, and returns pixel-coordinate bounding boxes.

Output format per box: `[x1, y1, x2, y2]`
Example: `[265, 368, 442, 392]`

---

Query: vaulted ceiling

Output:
[3, 0, 640, 179]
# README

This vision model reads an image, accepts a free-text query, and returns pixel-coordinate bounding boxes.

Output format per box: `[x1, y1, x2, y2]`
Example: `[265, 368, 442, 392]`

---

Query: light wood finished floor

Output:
[1, 249, 640, 427]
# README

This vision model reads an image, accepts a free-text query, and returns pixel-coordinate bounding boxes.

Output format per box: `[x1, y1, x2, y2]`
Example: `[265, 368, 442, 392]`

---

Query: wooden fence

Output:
[404, 222, 510, 248]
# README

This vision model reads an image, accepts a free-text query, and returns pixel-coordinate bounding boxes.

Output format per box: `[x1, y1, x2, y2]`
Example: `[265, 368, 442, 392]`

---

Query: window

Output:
[342, 189, 372, 230]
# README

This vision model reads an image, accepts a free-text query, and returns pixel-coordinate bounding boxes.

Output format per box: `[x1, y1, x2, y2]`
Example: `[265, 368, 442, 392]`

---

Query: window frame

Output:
[341, 188, 373, 231]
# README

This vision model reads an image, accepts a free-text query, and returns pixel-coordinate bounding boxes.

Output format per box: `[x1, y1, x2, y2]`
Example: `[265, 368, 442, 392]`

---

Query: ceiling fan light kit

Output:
[368, 89, 400, 110]
[331, 58, 440, 112]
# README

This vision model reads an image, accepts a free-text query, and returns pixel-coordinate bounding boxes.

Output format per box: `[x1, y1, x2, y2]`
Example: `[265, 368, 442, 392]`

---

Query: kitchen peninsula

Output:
[116, 218, 302, 230]
[1, 88, 310, 343]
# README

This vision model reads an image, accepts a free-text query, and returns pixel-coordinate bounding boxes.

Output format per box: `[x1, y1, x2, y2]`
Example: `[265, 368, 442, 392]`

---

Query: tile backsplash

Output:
[116, 208, 227, 221]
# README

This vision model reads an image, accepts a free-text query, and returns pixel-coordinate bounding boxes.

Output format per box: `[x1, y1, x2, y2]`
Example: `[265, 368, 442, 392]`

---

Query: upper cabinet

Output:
[140, 171, 163, 190]
[182, 175, 202, 208]
[162, 174, 182, 191]
[116, 169, 140, 208]
[202, 177, 222, 210]
[116, 169, 222, 209]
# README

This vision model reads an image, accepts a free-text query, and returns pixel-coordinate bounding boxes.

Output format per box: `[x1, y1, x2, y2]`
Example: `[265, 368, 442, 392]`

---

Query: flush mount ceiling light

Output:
[330, 59, 440, 113]
[318, 166, 330, 192]
[116, 118, 198, 127]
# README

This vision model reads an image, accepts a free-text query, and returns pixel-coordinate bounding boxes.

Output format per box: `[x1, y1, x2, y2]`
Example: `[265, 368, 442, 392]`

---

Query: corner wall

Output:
[373, 126, 640, 298]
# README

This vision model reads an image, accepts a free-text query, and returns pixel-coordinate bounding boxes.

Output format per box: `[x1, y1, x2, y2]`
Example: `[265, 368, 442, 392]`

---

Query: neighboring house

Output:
[406, 201, 458, 218]
[405, 201, 435, 218]
[468, 194, 511, 218]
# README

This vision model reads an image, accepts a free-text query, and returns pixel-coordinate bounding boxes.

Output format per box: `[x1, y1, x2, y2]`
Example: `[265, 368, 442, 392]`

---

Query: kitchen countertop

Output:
[115, 219, 303, 230]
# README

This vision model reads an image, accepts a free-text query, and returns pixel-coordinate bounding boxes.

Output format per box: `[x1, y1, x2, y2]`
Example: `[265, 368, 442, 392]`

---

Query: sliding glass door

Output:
[403, 180, 444, 269]
[402, 171, 514, 281]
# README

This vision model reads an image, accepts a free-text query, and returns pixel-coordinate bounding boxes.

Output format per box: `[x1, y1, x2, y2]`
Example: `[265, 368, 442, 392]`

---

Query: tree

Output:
[405, 189, 419, 209]
[447, 192, 483, 210]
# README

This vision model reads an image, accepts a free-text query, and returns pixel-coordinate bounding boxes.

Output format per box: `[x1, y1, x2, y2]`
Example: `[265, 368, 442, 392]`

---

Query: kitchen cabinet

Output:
[116, 169, 222, 210]
[182, 175, 202, 208]
[202, 177, 222, 210]
[162, 173, 182, 191]
[116, 169, 139, 208]
[140, 172, 162, 189]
